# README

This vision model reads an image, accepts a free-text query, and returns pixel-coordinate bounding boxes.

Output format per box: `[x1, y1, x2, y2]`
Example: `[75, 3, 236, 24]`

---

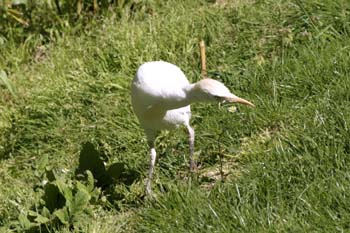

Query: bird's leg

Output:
[187, 125, 196, 172]
[146, 140, 157, 195]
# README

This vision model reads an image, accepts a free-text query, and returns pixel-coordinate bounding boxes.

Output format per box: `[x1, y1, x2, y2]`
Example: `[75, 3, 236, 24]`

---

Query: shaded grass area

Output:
[1, 0, 350, 232]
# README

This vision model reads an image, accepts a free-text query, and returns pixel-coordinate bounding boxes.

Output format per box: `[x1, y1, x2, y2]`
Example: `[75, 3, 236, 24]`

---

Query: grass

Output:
[1, 0, 350, 232]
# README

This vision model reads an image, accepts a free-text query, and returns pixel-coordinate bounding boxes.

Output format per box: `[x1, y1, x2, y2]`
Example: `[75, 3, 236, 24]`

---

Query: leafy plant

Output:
[12, 142, 142, 231]
[13, 153, 100, 232]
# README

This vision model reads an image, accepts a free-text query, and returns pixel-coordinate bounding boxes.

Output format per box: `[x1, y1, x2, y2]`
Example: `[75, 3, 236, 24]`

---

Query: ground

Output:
[1, 0, 350, 232]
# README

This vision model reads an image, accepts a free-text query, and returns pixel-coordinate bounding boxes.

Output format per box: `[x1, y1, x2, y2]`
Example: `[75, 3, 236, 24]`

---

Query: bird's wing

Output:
[132, 61, 190, 107]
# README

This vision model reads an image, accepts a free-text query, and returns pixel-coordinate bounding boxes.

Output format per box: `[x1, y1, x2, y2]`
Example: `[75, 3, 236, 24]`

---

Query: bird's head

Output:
[192, 79, 255, 107]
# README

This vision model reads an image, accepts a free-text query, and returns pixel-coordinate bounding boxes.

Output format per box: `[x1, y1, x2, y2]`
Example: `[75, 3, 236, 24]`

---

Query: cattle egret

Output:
[131, 61, 254, 194]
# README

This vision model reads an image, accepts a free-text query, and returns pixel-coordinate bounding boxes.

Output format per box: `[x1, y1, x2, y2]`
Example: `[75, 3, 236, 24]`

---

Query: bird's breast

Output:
[138, 105, 191, 131]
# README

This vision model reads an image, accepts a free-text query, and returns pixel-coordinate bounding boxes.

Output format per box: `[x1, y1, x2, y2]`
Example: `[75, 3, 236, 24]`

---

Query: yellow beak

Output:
[224, 96, 255, 107]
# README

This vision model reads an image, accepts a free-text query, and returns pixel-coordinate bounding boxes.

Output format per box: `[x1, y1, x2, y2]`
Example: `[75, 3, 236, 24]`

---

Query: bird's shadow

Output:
[75, 142, 141, 203]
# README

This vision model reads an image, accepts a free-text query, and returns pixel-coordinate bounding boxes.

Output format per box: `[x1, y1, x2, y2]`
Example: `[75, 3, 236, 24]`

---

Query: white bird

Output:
[131, 61, 254, 194]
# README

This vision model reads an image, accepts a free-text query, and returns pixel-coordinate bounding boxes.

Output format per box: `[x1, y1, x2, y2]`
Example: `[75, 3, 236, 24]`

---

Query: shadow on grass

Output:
[75, 142, 141, 202]
[14, 142, 141, 233]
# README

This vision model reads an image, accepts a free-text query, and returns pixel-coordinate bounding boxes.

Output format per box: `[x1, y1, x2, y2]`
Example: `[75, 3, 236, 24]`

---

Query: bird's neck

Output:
[183, 83, 199, 103]
[183, 82, 211, 103]
[159, 84, 195, 110]
[161, 83, 209, 110]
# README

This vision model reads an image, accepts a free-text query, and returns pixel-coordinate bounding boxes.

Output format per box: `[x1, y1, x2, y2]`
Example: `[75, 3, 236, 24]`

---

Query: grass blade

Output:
[0, 70, 16, 97]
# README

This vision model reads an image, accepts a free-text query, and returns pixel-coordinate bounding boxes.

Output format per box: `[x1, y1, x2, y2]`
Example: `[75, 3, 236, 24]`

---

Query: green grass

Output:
[1, 0, 350, 232]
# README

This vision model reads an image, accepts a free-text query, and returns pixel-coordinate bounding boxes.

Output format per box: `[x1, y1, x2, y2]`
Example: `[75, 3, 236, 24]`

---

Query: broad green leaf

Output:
[76, 180, 89, 194]
[55, 179, 73, 203]
[86, 170, 95, 192]
[27, 210, 39, 217]
[70, 190, 91, 224]
[28, 209, 50, 224]
[90, 187, 101, 200]
[34, 214, 50, 224]
[18, 213, 32, 229]
[42, 207, 51, 218]
[54, 207, 69, 225]
[69, 190, 90, 216]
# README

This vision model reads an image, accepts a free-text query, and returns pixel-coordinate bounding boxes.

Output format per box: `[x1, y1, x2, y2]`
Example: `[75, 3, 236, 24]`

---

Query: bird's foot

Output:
[146, 187, 152, 196]
[190, 160, 197, 172]
[145, 185, 158, 201]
